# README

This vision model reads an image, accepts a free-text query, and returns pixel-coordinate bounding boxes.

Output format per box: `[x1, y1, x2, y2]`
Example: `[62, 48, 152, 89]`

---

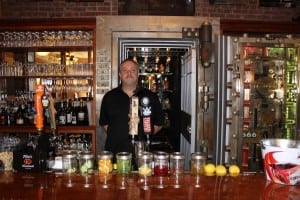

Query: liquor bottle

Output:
[71, 100, 78, 125]
[7, 101, 15, 125]
[154, 64, 159, 73]
[159, 63, 165, 73]
[165, 62, 170, 73]
[26, 100, 35, 125]
[163, 77, 169, 91]
[151, 78, 157, 92]
[57, 101, 66, 126]
[0, 107, 7, 125]
[77, 99, 87, 126]
[141, 77, 149, 89]
[15, 104, 25, 125]
[66, 99, 73, 125]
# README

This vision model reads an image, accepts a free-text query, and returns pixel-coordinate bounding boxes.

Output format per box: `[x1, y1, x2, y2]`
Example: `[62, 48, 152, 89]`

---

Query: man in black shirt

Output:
[99, 59, 163, 160]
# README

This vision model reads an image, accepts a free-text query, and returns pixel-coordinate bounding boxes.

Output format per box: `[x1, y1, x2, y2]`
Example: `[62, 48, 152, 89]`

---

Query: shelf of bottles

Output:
[135, 55, 173, 129]
[0, 28, 94, 127]
[284, 48, 298, 139]
[0, 132, 92, 156]
[242, 46, 298, 140]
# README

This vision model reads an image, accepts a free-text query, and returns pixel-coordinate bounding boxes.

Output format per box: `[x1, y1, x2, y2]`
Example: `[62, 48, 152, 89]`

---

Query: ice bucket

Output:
[260, 139, 300, 185]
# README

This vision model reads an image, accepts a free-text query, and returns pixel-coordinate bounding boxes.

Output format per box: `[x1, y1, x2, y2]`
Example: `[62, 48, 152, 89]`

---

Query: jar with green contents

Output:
[62, 150, 78, 174]
[116, 152, 132, 174]
[79, 151, 94, 174]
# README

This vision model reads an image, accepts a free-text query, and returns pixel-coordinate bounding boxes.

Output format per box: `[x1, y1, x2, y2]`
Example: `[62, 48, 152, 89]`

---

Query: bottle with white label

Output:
[77, 99, 87, 125]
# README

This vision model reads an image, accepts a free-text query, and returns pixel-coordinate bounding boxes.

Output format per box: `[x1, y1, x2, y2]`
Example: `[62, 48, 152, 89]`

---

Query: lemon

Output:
[229, 165, 240, 177]
[204, 163, 216, 176]
[215, 165, 227, 176]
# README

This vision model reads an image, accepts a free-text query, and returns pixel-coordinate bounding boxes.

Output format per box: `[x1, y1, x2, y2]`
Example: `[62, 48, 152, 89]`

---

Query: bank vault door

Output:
[180, 47, 197, 169]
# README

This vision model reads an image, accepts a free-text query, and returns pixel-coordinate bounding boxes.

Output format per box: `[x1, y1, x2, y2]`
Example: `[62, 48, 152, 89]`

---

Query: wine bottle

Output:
[15, 104, 25, 125]
[58, 101, 66, 125]
[66, 99, 72, 125]
[0, 107, 7, 125]
[77, 99, 87, 126]
[71, 100, 78, 125]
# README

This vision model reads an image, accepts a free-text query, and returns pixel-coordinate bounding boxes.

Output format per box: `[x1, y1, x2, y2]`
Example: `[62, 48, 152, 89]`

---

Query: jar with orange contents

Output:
[97, 151, 113, 175]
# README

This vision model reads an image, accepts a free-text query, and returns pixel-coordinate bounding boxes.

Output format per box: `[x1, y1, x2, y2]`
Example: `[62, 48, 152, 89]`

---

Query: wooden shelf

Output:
[0, 18, 97, 155]
[0, 125, 97, 154]
[1, 75, 93, 79]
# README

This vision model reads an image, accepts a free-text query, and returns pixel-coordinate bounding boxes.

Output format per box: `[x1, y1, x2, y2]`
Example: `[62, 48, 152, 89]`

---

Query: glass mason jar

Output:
[116, 152, 132, 174]
[79, 151, 94, 174]
[62, 150, 77, 174]
[190, 152, 206, 175]
[98, 151, 113, 175]
[138, 151, 153, 176]
[170, 152, 185, 175]
[153, 151, 169, 176]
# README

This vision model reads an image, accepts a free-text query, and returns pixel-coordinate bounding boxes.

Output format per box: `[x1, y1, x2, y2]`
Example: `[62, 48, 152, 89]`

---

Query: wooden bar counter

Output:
[0, 171, 299, 200]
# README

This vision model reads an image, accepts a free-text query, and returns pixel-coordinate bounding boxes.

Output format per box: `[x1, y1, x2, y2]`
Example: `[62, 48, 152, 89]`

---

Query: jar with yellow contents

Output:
[138, 151, 153, 190]
[190, 152, 206, 175]
[138, 151, 153, 176]
[97, 151, 113, 175]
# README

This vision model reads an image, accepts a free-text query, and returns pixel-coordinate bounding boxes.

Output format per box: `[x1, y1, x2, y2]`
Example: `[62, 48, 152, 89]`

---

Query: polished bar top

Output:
[0, 172, 299, 200]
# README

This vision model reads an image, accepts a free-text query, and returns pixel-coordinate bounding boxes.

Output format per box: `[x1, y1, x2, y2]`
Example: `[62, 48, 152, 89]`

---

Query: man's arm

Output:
[153, 125, 162, 134]
[102, 125, 108, 133]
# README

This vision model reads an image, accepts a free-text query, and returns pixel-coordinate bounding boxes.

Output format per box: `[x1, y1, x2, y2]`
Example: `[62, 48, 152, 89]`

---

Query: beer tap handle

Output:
[44, 85, 57, 132]
[34, 78, 45, 132]
[129, 96, 139, 137]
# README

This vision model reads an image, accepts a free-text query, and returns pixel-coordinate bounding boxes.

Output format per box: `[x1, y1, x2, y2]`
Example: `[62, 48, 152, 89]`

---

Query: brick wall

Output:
[196, 0, 299, 21]
[0, 0, 299, 21]
[0, 0, 118, 18]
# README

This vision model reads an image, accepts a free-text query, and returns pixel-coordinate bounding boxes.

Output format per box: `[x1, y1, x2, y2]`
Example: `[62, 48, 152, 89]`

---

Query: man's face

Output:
[119, 60, 139, 87]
